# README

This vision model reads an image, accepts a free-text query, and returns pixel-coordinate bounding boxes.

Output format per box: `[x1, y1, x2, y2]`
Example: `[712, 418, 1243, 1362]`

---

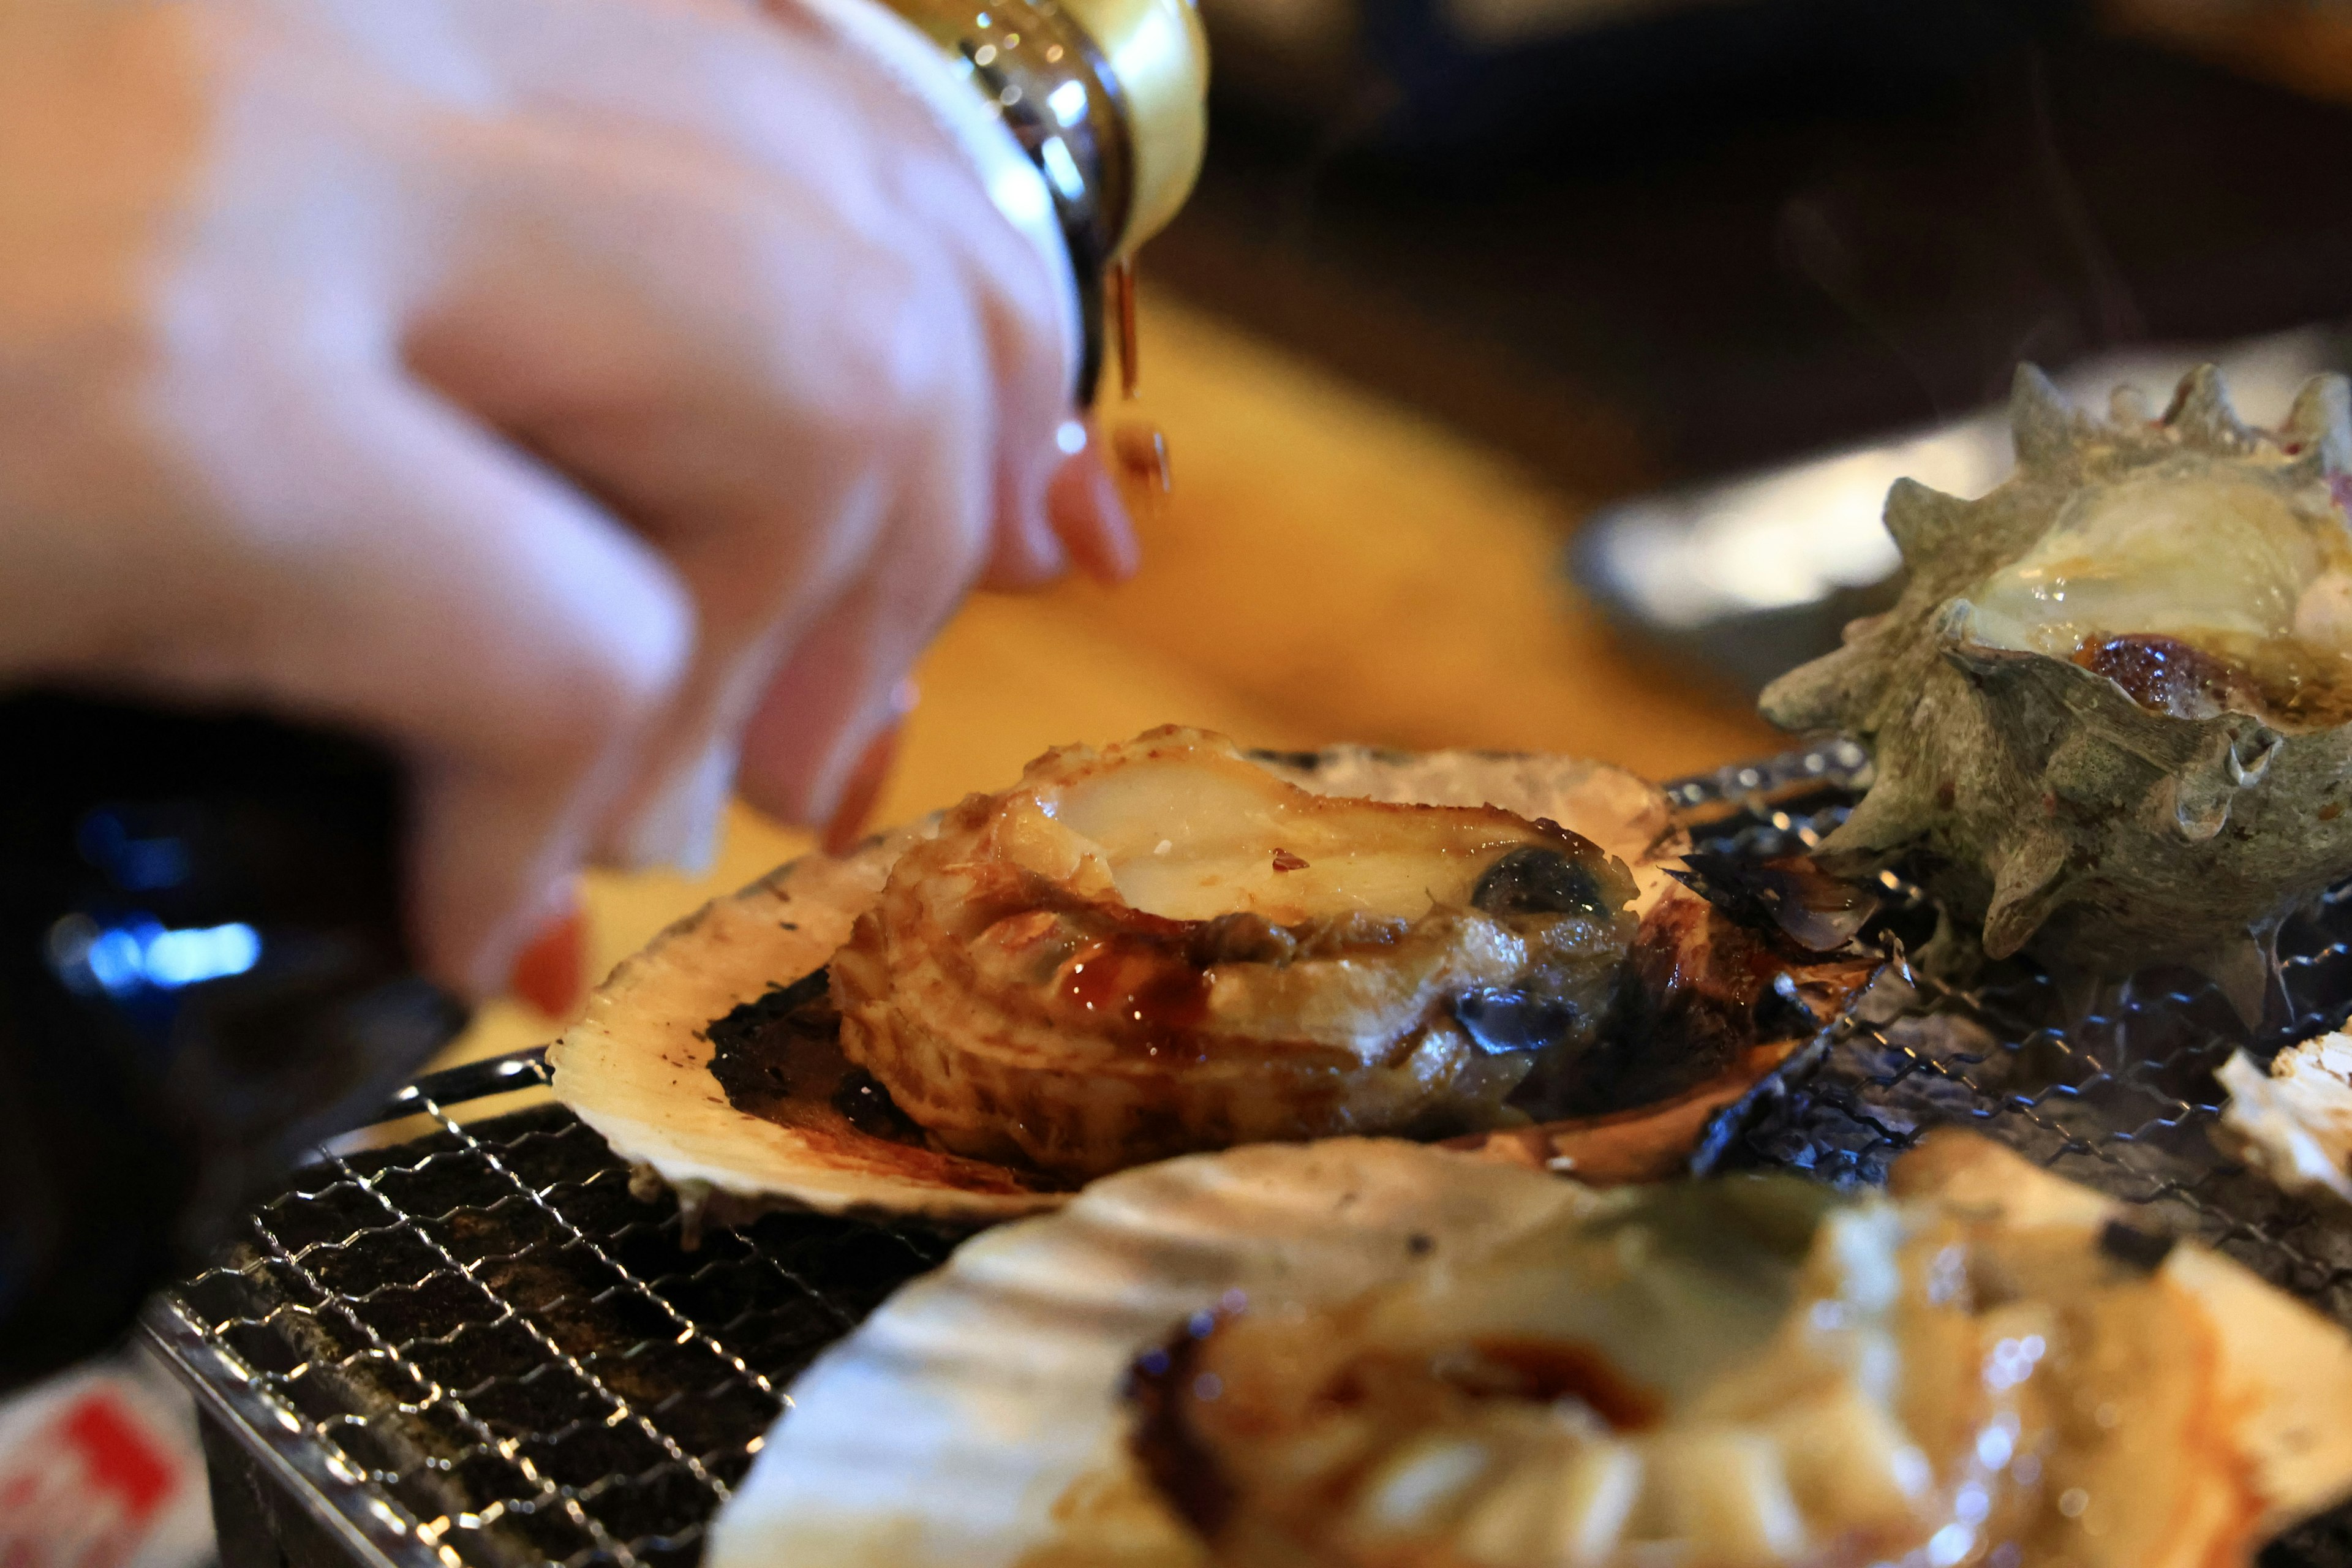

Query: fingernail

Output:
[510, 894, 589, 1019]
[822, 682, 916, 856]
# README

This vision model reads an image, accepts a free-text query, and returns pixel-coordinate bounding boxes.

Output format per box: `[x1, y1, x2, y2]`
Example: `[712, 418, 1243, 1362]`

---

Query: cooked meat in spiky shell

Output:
[1762, 364, 2352, 1016]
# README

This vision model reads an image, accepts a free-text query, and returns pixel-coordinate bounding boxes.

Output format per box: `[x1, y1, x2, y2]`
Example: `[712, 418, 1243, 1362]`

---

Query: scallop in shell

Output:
[1762, 365, 2352, 1014]
[705, 1133, 2352, 1568]
[549, 734, 1710, 1227]
[831, 727, 1642, 1181]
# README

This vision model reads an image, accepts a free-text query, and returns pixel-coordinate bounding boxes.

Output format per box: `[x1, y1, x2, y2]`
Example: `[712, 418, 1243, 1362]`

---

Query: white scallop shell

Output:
[703, 1138, 1585, 1568]
[710, 1136, 2352, 1568]
[2217, 1031, 2352, 1207]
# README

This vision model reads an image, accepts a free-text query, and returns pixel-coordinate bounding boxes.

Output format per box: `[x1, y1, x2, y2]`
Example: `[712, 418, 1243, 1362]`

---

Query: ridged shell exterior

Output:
[1762, 365, 2352, 1014]
[704, 1134, 2352, 1568]
[702, 1139, 1589, 1568]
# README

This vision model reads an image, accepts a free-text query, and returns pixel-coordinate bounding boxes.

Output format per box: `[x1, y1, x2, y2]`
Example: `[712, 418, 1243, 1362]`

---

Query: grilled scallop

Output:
[830, 728, 1640, 1180]
[1135, 1136, 2343, 1568]
[708, 1136, 2352, 1568]
[550, 736, 1704, 1226]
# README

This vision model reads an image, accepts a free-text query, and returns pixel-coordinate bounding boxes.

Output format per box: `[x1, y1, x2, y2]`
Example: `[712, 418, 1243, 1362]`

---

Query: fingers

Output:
[387, 2, 1068, 859]
[402, 151, 905, 853]
[413, 0, 1079, 512]
[820, 679, 916, 855]
[474, 0, 1089, 608]
[1050, 422, 1142, 583]
[4, 0, 1122, 1004]
[168, 0, 1096, 989]
[733, 494, 981, 828]
[984, 420, 1140, 589]
[979, 420, 1078, 590]
[733, 593, 901, 831]
[783, 0, 1084, 604]
[134, 352, 695, 995]
[509, 892, 589, 1019]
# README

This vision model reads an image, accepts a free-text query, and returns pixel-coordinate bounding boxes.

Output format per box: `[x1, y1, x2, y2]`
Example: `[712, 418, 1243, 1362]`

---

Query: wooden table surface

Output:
[436, 287, 1782, 1068]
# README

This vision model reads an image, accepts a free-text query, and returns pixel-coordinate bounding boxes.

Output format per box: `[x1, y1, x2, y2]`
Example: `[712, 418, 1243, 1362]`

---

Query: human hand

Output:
[0, 0, 1134, 997]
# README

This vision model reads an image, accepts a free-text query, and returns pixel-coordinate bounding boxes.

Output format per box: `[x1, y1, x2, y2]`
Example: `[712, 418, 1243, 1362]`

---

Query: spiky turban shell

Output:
[1762, 364, 2352, 1017]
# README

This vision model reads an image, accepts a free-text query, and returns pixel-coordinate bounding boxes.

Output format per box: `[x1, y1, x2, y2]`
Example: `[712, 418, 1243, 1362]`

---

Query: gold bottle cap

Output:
[1055, 0, 1208, 254]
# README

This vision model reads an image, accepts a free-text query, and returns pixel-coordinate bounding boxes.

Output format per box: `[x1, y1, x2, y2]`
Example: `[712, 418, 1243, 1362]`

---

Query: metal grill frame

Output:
[147, 740, 2352, 1568]
[157, 1056, 707, 1568]
[153, 1047, 970, 1568]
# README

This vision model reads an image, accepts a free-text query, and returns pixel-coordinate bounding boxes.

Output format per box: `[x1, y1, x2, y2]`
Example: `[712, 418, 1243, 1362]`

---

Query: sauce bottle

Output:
[824, 0, 1208, 401]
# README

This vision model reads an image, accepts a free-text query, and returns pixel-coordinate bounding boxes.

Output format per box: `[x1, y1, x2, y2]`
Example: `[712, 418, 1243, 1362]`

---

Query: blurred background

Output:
[435, 0, 2352, 1071]
[65, 6, 2352, 1561]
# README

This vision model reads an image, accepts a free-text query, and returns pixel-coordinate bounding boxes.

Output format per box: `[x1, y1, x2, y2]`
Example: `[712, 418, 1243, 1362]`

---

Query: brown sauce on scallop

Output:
[1058, 936, 1212, 1040]
[1034, 903, 1420, 1064]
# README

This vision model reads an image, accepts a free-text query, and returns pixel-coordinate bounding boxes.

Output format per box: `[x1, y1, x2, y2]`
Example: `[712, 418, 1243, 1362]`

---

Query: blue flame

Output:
[48, 914, 263, 997]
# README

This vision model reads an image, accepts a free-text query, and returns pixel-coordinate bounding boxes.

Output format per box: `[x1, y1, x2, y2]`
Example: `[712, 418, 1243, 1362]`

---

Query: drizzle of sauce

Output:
[1005, 888, 1431, 1064]
[1111, 255, 1140, 400]
[1104, 257, 1172, 493]
[1058, 935, 1212, 1049]
[1112, 421, 1172, 494]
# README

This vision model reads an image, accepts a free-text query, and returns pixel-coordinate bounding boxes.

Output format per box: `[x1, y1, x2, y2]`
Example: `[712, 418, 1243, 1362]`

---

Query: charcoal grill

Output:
[146, 741, 2352, 1568]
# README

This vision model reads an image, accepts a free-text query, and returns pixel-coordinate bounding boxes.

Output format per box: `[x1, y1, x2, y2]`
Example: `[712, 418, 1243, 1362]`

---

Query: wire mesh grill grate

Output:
[150, 742, 2352, 1568]
[157, 1082, 951, 1568]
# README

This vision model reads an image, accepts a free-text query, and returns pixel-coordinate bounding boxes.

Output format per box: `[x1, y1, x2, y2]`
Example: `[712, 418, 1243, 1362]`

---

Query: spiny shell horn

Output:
[2165, 364, 2255, 454]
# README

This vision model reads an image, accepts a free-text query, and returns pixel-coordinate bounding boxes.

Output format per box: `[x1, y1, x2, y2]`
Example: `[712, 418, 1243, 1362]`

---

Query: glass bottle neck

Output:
[886, 0, 1136, 402]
